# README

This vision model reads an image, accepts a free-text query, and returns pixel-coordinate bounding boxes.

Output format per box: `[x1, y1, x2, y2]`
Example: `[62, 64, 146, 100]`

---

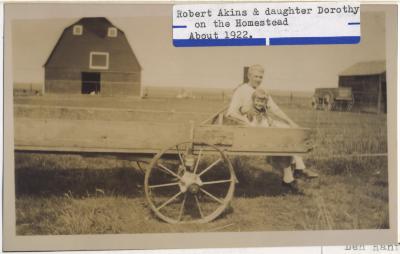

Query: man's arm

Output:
[267, 96, 299, 128]
[226, 87, 248, 121]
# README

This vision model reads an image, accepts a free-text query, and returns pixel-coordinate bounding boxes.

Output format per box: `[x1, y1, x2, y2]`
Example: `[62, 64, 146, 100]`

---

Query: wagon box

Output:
[14, 106, 313, 224]
[312, 87, 354, 111]
[315, 87, 353, 100]
[193, 125, 313, 156]
[14, 118, 192, 154]
[15, 115, 313, 156]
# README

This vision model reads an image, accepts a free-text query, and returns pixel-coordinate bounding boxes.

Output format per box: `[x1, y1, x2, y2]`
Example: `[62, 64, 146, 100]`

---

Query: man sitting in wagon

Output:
[226, 64, 318, 192]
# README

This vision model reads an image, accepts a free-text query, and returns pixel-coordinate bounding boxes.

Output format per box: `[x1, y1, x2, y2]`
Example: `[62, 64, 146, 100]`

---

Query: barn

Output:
[339, 60, 386, 113]
[44, 17, 141, 96]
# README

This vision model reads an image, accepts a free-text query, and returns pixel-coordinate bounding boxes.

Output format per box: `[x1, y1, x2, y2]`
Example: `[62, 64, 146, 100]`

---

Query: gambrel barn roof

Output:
[44, 17, 142, 71]
[339, 60, 386, 76]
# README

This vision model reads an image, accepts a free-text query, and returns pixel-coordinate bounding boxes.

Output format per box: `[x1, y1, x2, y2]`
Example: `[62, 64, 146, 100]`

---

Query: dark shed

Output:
[44, 17, 141, 96]
[339, 60, 386, 113]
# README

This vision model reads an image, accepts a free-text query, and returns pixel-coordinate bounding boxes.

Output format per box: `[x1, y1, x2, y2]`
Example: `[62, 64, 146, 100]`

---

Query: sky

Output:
[10, 4, 386, 92]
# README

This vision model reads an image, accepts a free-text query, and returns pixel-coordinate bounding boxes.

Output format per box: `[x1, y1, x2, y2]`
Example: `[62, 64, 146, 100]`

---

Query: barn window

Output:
[89, 52, 109, 70]
[108, 27, 118, 37]
[73, 25, 83, 35]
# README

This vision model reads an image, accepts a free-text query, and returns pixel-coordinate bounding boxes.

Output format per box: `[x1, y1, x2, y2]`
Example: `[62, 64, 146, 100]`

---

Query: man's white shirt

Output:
[226, 83, 255, 121]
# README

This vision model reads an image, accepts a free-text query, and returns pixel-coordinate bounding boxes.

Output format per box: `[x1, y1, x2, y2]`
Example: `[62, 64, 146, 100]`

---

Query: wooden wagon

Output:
[14, 106, 313, 224]
[311, 87, 354, 111]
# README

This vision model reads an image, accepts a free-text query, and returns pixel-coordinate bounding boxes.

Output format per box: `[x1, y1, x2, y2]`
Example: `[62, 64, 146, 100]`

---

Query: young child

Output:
[245, 88, 291, 128]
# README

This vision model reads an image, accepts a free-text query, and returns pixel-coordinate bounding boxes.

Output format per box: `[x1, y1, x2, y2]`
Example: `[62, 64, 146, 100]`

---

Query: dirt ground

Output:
[14, 95, 389, 234]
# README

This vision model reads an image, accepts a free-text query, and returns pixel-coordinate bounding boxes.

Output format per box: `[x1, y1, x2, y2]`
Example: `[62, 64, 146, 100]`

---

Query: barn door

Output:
[81, 72, 101, 95]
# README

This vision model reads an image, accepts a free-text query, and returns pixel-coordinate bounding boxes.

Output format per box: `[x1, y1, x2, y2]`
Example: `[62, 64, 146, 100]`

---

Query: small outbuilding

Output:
[44, 17, 141, 96]
[338, 60, 386, 113]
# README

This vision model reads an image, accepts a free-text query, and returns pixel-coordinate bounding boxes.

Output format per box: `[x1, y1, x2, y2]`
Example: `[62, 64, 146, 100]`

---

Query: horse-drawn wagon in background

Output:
[14, 104, 313, 224]
[311, 87, 354, 111]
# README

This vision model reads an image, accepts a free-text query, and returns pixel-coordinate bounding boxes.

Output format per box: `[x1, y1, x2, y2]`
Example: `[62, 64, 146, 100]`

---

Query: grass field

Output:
[14, 95, 389, 234]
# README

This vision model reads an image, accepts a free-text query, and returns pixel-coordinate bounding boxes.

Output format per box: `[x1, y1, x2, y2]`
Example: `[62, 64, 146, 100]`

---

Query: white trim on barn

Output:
[73, 25, 83, 35]
[89, 51, 109, 70]
[107, 27, 118, 37]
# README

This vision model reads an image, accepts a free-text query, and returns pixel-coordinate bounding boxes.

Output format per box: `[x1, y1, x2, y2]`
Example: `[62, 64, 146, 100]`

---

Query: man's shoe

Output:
[282, 180, 303, 195]
[294, 168, 319, 179]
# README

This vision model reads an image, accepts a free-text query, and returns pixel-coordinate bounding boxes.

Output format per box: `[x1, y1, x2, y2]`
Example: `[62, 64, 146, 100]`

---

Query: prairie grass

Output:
[14, 97, 389, 234]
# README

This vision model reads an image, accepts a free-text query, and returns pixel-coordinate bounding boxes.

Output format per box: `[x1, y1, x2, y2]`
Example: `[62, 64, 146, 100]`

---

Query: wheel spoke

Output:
[193, 149, 203, 174]
[200, 188, 223, 204]
[156, 191, 183, 211]
[202, 179, 232, 185]
[146, 141, 235, 224]
[198, 158, 222, 176]
[157, 163, 181, 179]
[177, 194, 187, 221]
[176, 145, 185, 168]
[194, 195, 204, 218]
[149, 182, 179, 189]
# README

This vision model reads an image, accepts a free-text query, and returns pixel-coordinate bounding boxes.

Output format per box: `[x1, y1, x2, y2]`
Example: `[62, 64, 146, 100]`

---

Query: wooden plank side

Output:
[14, 118, 191, 153]
[231, 126, 313, 153]
[14, 104, 210, 123]
[193, 125, 234, 146]
[194, 125, 313, 153]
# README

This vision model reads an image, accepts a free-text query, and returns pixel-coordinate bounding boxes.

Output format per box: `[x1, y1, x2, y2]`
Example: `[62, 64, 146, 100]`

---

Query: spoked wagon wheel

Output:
[322, 93, 334, 111]
[145, 141, 236, 224]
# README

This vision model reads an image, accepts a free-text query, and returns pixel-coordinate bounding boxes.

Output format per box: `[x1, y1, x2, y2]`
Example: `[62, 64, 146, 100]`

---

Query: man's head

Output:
[252, 87, 269, 111]
[247, 64, 264, 89]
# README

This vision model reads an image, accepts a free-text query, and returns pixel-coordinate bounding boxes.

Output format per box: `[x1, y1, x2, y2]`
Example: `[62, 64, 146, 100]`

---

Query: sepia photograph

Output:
[3, 2, 398, 251]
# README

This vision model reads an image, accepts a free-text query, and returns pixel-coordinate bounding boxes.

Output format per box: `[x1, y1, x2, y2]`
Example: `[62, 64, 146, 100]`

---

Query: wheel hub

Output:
[187, 183, 200, 194]
[179, 171, 202, 193]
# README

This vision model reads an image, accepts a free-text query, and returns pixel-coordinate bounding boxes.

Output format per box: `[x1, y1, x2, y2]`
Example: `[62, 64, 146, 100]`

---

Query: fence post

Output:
[377, 74, 382, 114]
